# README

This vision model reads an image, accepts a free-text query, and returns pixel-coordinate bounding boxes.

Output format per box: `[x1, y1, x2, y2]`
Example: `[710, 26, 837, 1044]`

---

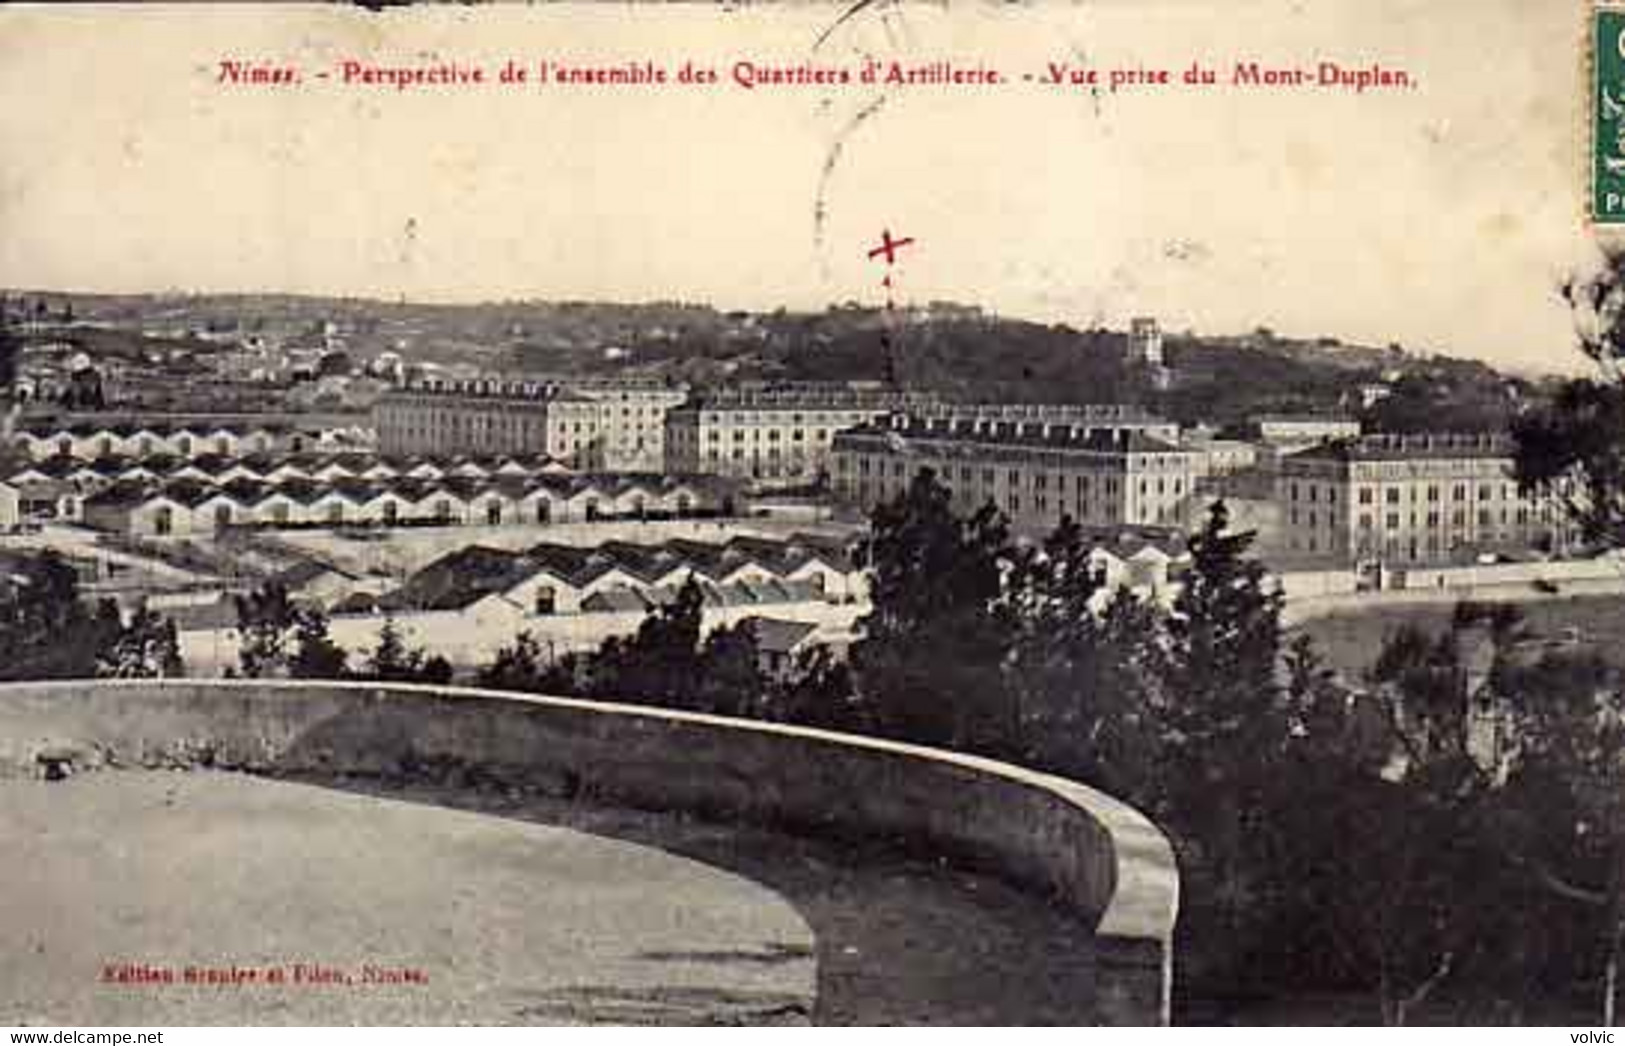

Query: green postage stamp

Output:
[1595, 4, 1625, 221]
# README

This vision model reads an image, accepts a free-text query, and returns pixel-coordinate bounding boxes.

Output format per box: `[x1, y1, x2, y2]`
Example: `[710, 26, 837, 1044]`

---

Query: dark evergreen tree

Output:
[1004, 515, 1165, 789]
[478, 631, 548, 692]
[695, 620, 765, 718]
[287, 606, 349, 679]
[234, 581, 298, 678]
[96, 604, 185, 678]
[849, 468, 1019, 751]
[587, 577, 707, 706]
[762, 645, 861, 731]
[358, 614, 447, 683]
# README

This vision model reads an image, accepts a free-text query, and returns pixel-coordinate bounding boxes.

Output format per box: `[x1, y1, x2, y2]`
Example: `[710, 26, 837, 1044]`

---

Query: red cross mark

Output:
[866, 228, 916, 266]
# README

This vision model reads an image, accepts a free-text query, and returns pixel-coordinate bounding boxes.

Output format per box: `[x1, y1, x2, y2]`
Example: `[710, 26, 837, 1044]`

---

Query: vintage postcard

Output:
[0, 0, 1619, 1030]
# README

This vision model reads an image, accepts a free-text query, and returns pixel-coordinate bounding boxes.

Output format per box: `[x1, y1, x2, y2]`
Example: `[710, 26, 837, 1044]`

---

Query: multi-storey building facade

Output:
[664, 384, 940, 484]
[829, 414, 1199, 534]
[1277, 433, 1581, 565]
[567, 377, 689, 472]
[371, 377, 687, 470]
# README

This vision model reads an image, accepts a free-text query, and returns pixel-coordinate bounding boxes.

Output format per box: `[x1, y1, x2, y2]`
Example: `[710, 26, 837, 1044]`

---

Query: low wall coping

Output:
[0, 677, 1180, 1023]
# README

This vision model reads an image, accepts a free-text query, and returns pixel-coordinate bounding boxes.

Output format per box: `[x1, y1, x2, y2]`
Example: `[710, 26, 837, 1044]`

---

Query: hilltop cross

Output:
[867, 228, 916, 266]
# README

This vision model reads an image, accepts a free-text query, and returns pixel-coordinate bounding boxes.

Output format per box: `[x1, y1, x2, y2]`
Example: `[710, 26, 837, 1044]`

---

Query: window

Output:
[534, 587, 557, 616]
[214, 505, 232, 529]
[486, 502, 502, 526]
[1385, 489, 1400, 505]
[1358, 488, 1373, 505]
[327, 501, 344, 524]
[153, 505, 173, 536]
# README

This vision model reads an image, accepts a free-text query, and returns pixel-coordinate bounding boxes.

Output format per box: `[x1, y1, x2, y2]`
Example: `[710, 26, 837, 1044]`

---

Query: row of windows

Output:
[1355, 507, 1553, 530]
[1352, 483, 1523, 506]
[849, 477, 1169, 525]
[706, 447, 817, 461]
[689, 411, 878, 426]
[708, 428, 832, 443]
[842, 456, 1185, 500]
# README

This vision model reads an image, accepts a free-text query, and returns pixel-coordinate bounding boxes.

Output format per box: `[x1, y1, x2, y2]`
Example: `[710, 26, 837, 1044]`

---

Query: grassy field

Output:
[1291, 594, 1625, 681]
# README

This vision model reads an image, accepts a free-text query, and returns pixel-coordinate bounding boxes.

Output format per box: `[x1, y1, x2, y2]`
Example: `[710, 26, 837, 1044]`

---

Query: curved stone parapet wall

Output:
[0, 679, 1180, 1025]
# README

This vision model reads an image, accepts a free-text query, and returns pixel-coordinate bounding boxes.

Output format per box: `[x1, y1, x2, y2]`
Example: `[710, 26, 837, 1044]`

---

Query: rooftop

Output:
[836, 419, 1187, 455]
[1288, 432, 1513, 463]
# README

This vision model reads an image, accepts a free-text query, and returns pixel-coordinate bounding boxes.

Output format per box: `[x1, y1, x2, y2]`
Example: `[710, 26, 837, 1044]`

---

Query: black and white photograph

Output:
[0, 0, 1617, 1029]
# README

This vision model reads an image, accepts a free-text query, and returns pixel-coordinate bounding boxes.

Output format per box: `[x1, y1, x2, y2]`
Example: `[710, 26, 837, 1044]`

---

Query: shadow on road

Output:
[285, 771, 1097, 1025]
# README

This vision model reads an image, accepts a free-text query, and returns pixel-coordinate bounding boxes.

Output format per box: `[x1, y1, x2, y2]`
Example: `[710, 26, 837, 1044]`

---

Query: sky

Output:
[0, 1, 1609, 373]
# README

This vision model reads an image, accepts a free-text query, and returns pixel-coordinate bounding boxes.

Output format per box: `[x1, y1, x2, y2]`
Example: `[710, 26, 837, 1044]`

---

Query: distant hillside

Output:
[2, 290, 1537, 429]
